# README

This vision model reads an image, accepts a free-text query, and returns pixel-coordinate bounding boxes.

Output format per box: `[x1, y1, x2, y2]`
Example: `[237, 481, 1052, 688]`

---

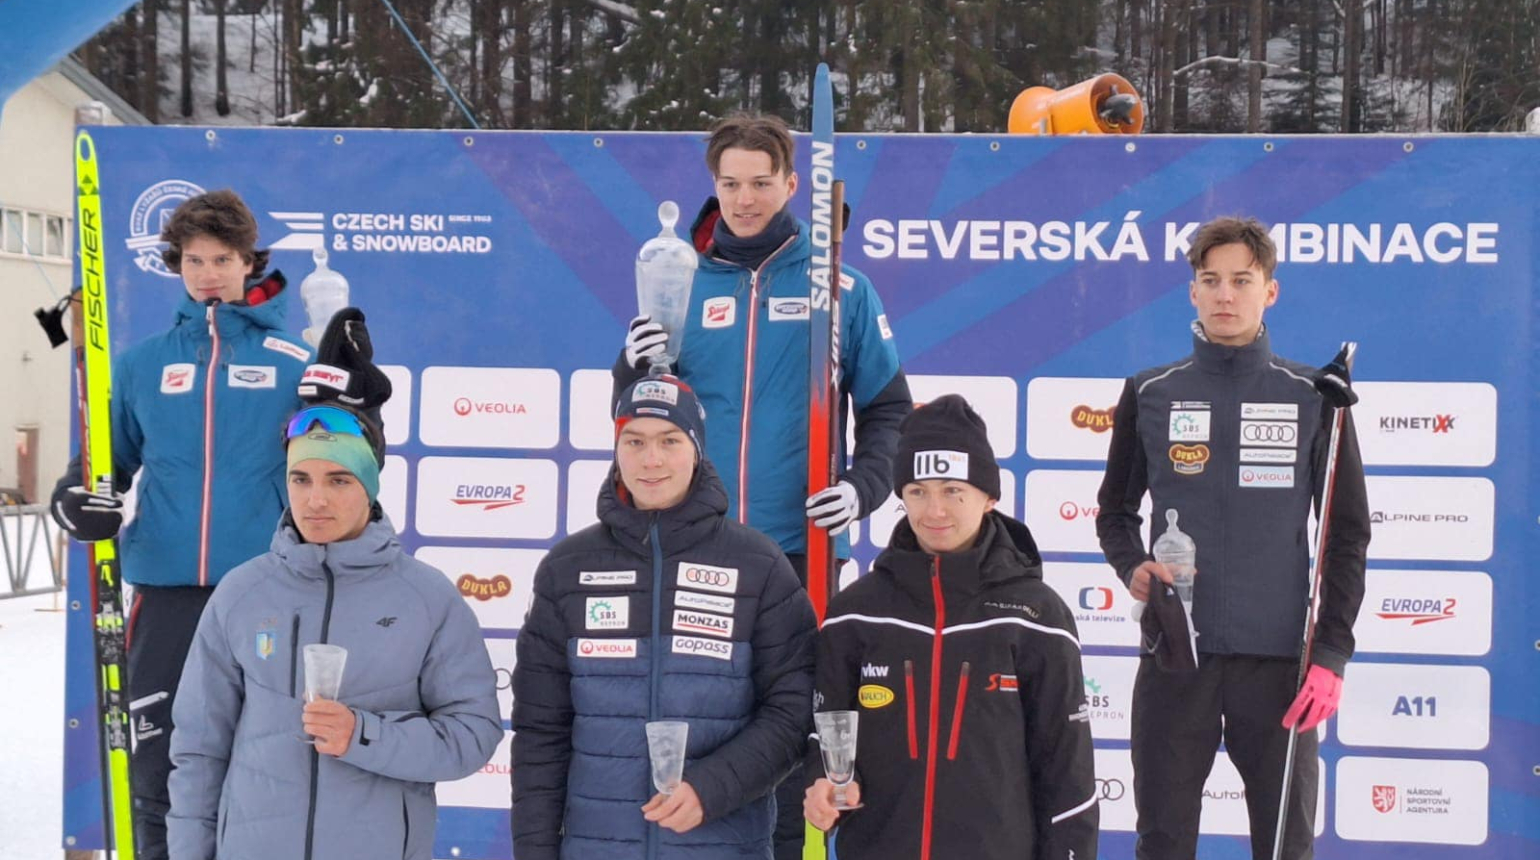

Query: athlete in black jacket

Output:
[806, 395, 1098, 860]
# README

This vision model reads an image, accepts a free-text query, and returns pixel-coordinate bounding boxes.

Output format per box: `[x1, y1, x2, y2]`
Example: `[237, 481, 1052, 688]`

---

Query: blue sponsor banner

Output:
[66, 127, 1536, 858]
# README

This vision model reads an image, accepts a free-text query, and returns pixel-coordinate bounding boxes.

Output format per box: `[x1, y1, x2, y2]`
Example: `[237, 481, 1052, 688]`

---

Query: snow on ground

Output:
[0, 590, 68, 859]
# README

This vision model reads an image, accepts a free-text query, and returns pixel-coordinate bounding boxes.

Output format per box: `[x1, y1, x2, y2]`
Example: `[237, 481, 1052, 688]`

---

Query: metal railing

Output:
[1, 503, 64, 598]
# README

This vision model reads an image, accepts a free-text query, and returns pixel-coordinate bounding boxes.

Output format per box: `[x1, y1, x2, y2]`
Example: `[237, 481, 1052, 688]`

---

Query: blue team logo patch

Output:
[255, 631, 275, 660]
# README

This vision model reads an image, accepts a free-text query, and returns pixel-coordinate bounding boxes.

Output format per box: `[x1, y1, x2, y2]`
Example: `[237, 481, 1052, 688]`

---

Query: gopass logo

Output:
[451, 484, 527, 510]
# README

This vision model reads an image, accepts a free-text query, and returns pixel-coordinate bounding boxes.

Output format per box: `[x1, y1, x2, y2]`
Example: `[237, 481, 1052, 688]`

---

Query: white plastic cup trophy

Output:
[645, 720, 689, 796]
[635, 201, 697, 376]
[298, 643, 348, 743]
[300, 246, 350, 348]
[815, 710, 860, 810]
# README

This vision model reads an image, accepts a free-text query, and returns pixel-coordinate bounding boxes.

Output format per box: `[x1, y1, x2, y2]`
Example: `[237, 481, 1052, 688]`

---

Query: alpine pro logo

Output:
[1375, 597, 1457, 625]
[126, 179, 205, 276]
[1071, 405, 1115, 433]
[677, 563, 739, 595]
[454, 397, 528, 416]
[703, 297, 736, 329]
[457, 574, 513, 602]
[576, 638, 637, 659]
[913, 450, 968, 480]
[451, 484, 526, 510]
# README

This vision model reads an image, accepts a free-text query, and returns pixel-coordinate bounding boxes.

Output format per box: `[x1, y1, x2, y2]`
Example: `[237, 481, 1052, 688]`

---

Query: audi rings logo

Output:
[1096, 778, 1126, 801]
[1241, 421, 1297, 444]
[685, 567, 731, 587]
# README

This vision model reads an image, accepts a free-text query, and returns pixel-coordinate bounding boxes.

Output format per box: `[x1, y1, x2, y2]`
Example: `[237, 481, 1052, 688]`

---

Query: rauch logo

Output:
[454, 397, 528, 416]
[451, 484, 527, 510]
[1375, 597, 1457, 625]
[457, 574, 513, 602]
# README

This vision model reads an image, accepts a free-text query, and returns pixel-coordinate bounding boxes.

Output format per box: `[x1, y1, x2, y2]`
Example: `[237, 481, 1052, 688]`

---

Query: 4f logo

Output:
[913, 450, 968, 480]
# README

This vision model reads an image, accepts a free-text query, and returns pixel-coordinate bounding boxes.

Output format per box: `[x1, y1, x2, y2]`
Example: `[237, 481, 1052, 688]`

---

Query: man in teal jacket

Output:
[612, 114, 910, 860]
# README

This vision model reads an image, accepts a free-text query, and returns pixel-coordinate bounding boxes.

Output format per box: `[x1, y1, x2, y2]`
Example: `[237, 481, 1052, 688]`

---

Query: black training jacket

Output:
[1095, 326, 1371, 674]
[809, 513, 1098, 860]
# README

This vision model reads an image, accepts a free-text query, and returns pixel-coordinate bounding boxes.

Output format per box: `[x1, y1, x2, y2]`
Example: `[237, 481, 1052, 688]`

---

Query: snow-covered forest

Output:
[74, 0, 1540, 133]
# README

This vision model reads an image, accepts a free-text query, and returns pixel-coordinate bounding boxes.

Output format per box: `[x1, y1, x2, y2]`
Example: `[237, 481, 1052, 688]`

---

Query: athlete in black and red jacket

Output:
[805, 395, 1098, 860]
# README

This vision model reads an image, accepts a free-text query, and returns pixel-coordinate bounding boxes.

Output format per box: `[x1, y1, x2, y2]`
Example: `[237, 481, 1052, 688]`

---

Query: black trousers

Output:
[125, 585, 215, 860]
[1131, 654, 1318, 860]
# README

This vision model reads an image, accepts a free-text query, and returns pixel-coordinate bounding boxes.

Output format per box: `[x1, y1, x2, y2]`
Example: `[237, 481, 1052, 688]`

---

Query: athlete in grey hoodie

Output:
[167, 405, 502, 860]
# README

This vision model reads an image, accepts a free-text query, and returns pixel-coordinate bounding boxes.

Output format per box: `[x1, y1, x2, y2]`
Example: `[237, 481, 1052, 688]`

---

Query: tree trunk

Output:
[1157, 0, 1177, 132]
[141, 0, 159, 122]
[1342, 0, 1361, 131]
[1173, 0, 1192, 130]
[548, 0, 565, 126]
[483, 0, 504, 127]
[215, 0, 230, 116]
[511, 0, 532, 127]
[1247, 0, 1263, 132]
[179, 0, 192, 117]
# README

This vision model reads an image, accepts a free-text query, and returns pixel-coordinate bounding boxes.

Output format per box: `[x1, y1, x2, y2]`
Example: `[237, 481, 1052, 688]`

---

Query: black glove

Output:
[1314, 343, 1358, 408]
[298, 307, 393, 410]
[51, 483, 124, 542]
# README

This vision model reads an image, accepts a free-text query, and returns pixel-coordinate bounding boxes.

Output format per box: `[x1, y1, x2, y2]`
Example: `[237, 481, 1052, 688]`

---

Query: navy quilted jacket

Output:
[511, 458, 816, 860]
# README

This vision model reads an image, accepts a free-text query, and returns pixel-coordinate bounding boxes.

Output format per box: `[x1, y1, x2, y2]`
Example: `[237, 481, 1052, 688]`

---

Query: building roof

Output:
[54, 55, 151, 126]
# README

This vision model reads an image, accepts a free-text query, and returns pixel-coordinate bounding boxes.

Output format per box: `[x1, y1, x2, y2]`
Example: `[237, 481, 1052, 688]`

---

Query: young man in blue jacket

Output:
[167, 405, 501, 860]
[613, 116, 911, 855]
[48, 190, 313, 858]
[512, 374, 816, 860]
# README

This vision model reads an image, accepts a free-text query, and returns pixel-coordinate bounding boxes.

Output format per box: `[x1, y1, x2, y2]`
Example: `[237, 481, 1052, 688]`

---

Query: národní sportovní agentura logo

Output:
[126, 179, 207, 277]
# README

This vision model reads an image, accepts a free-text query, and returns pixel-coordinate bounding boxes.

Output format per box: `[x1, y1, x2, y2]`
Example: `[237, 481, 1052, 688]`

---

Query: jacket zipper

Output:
[303, 559, 337, 860]
[288, 613, 301, 698]
[904, 659, 918, 759]
[733, 237, 795, 525]
[646, 516, 663, 860]
[946, 662, 971, 760]
[198, 302, 222, 586]
[920, 557, 945, 860]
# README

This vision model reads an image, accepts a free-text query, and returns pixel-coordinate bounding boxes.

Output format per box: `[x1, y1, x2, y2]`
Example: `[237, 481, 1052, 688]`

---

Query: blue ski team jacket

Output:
[511, 458, 817, 860]
[615, 217, 905, 558]
[80, 280, 311, 588]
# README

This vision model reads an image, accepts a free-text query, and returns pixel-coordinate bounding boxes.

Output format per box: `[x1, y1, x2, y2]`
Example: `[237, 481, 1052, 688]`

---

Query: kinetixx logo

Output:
[1379, 415, 1456, 434]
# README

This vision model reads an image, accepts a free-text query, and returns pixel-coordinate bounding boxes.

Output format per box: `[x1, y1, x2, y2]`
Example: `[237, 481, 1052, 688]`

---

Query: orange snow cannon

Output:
[1008, 74, 1145, 135]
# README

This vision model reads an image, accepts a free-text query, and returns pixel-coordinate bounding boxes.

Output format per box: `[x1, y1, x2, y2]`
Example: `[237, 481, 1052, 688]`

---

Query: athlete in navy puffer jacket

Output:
[513, 376, 817, 860]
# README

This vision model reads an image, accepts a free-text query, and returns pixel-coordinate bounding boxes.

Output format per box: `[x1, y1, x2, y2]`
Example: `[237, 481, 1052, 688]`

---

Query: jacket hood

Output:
[874, 511, 1044, 603]
[270, 509, 402, 581]
[596, 455, 729, 554]
[171, 270, 292, 335]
